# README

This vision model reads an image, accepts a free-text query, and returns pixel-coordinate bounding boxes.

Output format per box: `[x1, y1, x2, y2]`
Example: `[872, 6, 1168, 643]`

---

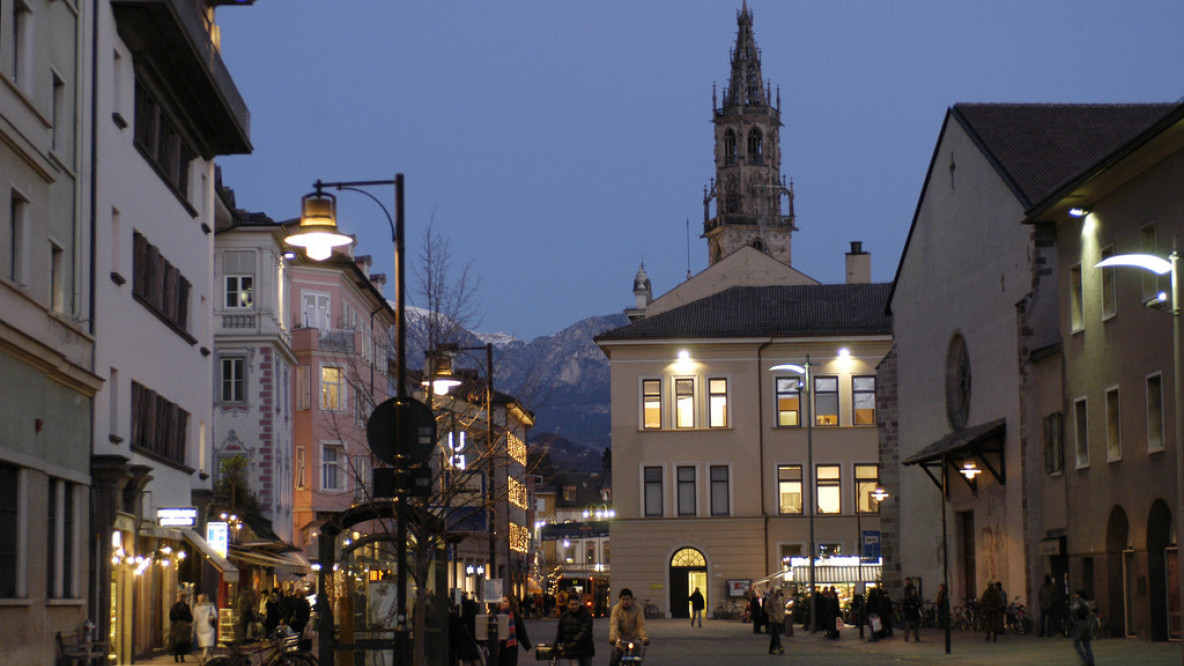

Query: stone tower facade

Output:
[703, 2, 795, 266]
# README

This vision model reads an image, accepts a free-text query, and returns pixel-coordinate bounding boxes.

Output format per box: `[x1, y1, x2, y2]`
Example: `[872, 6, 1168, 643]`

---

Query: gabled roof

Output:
[887, 102, 1179, 315]
[596, 283, 892, 342]
[954, 103, 1177, 210]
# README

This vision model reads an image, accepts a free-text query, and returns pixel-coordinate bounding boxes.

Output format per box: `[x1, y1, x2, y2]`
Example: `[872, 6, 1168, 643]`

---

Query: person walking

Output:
[608, 588, 649, 666]
[1038, 574, 1059, 637]
[935, 583, 950, 632]
[688, 587, 705, 627]
[192, 593, 217, 664]
[496, 595, 533, 666]
[1070, 590, 1096, 665]
[765, 585, 786, 655]
[902, 584, 922, 642]
[980, 581, 1004, 642]
[168, 594, 194, 662]
[554, 593, 595, 666]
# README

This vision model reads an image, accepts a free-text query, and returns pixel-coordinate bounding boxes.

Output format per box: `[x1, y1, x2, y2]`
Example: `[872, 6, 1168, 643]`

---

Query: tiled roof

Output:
[953, 103, 1177, 208]
[596, 283, 892, 341]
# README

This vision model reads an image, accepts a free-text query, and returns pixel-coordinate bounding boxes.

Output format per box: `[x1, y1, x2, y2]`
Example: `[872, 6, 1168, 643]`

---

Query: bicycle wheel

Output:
[205, 658, 234, 666]
[278, 652, 318, 665]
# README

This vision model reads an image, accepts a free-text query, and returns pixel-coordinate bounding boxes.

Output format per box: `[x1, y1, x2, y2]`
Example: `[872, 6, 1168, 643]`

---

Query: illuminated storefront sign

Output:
[157, 507, 197, 527]
[207, 522, 229, 558]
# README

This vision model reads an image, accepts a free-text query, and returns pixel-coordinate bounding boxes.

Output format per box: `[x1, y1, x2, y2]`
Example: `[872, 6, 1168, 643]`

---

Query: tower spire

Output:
[703, 4, 793, 267]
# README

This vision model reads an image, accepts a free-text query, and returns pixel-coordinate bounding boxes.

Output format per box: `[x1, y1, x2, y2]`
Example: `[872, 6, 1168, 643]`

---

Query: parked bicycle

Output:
[205, 627, 317, 666]
[1005, 596, 1033, 634]
[711, 599, 742, 620]
[642, 598, 661, 620]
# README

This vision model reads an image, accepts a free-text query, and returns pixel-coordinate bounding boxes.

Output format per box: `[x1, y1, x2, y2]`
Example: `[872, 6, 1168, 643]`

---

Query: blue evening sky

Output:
[217, 1, 1184, 341]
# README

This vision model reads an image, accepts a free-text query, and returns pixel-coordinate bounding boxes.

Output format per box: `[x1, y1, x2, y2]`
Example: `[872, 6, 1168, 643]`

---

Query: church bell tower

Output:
[703, 2, 795, 266]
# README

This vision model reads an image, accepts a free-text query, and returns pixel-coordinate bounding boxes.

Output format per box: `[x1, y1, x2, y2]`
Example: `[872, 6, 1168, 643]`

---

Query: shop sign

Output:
[157, 507, 197, 527]
[207, 522, 229, 558]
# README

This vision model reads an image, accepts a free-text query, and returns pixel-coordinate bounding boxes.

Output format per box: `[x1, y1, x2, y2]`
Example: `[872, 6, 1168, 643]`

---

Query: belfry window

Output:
[723, 130, 737, 165]
[747, 129, 763, 164]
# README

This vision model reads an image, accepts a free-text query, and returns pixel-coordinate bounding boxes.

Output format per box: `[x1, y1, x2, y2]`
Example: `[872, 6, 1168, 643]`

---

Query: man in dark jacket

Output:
[554, 594, 594, 665]
[688, 587, 705, 627]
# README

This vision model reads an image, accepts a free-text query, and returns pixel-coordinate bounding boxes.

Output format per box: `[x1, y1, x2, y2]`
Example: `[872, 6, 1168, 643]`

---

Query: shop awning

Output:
[753, 564, 883, 589]
[181, 528, 239, 583]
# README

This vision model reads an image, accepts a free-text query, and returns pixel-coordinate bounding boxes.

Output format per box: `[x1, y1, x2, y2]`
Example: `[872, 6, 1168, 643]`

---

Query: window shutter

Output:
[296, 365, 310, 411]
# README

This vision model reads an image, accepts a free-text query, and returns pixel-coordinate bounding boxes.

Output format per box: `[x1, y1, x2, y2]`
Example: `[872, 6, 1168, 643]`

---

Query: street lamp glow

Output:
[769, 363, 806, 374]
[1096, 253, 1173, 275]
[285, 190, 352, 260]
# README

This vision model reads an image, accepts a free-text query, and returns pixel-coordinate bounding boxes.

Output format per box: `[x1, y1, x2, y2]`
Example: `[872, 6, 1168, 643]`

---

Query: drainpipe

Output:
[757, 339, 773, 576]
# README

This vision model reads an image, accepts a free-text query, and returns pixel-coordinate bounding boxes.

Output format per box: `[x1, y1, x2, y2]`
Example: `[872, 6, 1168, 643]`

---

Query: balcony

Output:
[112, 0, 251, 156]
[215, 310, 291, 345]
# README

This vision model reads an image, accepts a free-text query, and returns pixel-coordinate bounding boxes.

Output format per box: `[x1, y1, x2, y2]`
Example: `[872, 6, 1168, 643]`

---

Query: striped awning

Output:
[792, 564, 882, 585]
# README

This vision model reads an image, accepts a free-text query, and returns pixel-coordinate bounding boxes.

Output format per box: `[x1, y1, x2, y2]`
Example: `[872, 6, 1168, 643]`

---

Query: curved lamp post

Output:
[285, 175, 410, 664]
[1096, 247, 1183, 646]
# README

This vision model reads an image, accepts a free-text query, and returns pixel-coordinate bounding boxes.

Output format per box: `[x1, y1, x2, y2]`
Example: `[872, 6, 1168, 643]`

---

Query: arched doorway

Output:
[1147, 499, 1174, 640]
[668, 547, 707, 619]
[1105, 505, 1129, 639]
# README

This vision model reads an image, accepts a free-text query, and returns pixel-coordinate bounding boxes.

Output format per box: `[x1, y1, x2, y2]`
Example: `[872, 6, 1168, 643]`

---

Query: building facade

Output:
[599, 6, 893, 619]
[212, 185, 297, 546]
[88, 1, 254, 661]
[289, 251, 394, 554]
[0, 0, 103, 662]
[884, 101, 1184, 641]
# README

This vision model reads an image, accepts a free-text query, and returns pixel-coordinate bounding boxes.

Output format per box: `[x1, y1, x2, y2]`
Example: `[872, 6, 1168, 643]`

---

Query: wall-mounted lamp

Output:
[960, 461, 982, 480]
[677, 350, 691, 362]
[870, 487, 889, 502]
[837, 348, 851, 358]
[1068, 206, 1091, 218]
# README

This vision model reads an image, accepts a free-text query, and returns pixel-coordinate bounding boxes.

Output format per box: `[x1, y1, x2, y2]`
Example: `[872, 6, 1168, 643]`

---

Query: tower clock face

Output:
[946, 335, 971, 430]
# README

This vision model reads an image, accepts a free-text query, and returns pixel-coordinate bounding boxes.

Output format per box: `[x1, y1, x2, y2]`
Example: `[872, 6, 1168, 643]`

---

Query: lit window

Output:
[852, 376, 876, 425]
[708, 378, 728, 428]
[223, 251, 255, 309]
[855, 464, 879, 514]
[1105, 387, 1121, 461]
[642, 379, 662, 430]
[776, 377, 801, 426]
[1148, 374, 1164, 452]
[777, 465, 802, 514]
[321, 366, 343, 411]
[816, 464, 841, 514]
[675, 378, 695, 428]
[814, 377, 839, 426]
[1074, 398, 1089, 468]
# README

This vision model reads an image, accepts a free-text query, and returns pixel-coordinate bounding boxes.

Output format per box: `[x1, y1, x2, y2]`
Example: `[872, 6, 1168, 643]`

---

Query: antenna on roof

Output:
[686, 218, 693, 280]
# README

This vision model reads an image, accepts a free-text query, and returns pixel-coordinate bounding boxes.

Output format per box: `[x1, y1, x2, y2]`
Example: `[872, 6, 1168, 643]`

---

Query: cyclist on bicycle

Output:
[609, 588, 649, 666]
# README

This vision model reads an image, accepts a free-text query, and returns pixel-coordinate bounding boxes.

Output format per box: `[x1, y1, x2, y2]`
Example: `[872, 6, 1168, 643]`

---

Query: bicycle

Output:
[1005, 596, 1033, 635]
[205, 628, 318, 666]
[615, 639, 647, 664]
[642, 599, 661, 620]
[711, 599, 741, 620]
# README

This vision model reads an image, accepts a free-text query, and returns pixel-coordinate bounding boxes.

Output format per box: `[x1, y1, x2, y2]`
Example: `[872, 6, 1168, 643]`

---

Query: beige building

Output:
[598, 4, 890, 618]
[884, 101, 1184, 641]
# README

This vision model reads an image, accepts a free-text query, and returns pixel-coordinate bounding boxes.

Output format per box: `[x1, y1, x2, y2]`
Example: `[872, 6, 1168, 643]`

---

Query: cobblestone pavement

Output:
[522, 616, 1182, 665]
[133, 617, 1183, 664]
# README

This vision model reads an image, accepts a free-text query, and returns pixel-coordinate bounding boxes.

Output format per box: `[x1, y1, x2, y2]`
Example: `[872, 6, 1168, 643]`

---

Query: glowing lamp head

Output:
[286, 190, 352, 261]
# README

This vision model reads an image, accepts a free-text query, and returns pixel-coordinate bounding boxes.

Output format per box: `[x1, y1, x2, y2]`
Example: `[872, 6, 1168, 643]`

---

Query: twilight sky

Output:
[217, 1, 1184, 341]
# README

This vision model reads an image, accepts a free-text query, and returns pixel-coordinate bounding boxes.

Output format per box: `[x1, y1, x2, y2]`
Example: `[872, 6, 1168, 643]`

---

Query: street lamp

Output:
[1097, 246, 1183, 647]
[769, 355, 816, 632]
[857, 487, 888, 595]
[285, 175, 411, 664]
[427, 343, 498, 600]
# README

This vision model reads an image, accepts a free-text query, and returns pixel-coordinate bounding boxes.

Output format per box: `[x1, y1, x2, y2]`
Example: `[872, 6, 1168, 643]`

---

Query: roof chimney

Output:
[846, 241, 870, 284]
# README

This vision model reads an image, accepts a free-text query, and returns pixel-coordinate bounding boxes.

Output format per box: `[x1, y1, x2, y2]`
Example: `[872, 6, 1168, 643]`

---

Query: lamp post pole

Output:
[805, 355, 816, 634]
[942, 455, 951, 654]
[287, 175, 409, 662]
